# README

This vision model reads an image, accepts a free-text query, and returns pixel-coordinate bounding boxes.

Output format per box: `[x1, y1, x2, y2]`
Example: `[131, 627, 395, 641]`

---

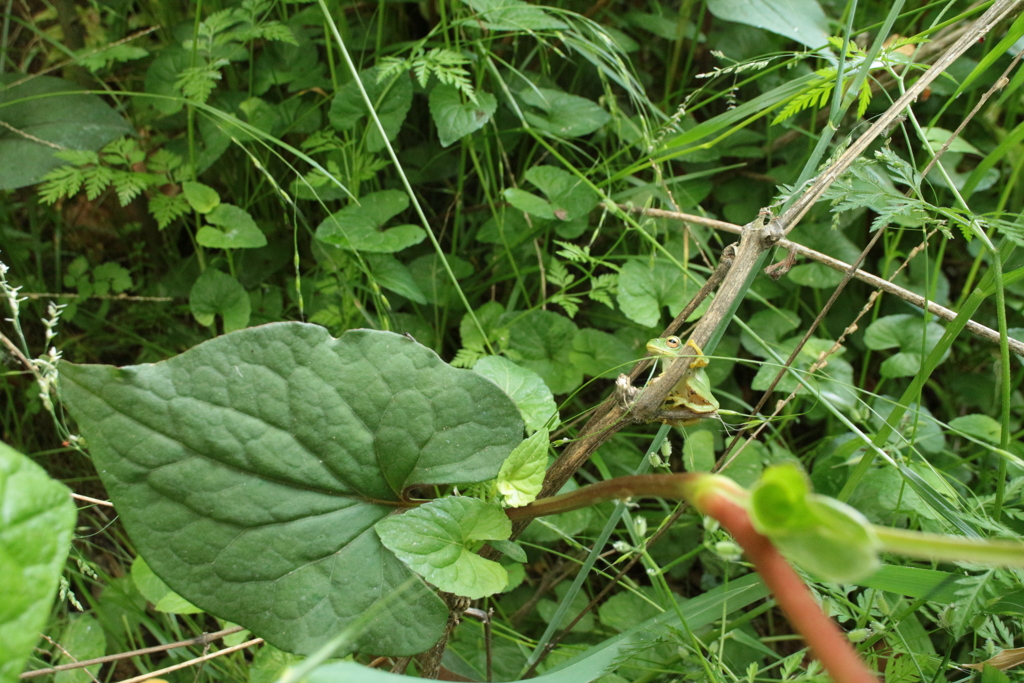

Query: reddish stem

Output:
[701, 494, 879, 683]
[507, 474, 879, 683]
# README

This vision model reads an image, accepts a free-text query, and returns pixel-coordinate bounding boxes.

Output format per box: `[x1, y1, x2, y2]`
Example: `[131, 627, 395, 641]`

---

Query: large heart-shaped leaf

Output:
[429, 85, 497, 148]
[59, 324, 524, 656]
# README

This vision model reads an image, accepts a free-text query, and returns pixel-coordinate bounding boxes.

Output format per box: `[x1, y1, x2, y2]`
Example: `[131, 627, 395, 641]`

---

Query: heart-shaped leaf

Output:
[429, 85, 497, 148]
[315, 190, 426, 253]
[329, 68, 412, 152]
[59, 323, 524, 655]
[376, 497, 511, 600]
[196, 204, 268, 250]
[189, 269, 251, 333]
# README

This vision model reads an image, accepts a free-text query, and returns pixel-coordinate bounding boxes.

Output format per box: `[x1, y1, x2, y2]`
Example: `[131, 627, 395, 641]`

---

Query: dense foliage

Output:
[3, 0, 1024, 680]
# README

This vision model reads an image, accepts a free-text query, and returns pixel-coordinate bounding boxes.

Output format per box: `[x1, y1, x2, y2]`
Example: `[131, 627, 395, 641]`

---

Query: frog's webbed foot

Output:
[684, 339, 709, 369]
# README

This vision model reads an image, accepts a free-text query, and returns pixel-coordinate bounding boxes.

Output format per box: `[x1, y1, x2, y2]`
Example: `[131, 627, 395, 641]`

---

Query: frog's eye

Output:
[666, 336, 681, 348]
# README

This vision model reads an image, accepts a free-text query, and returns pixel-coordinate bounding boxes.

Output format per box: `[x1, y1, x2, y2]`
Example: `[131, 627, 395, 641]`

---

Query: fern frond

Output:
[149, 193, 190, 229]
[38, 165, 84, 204]
[83, 166, 114, 201]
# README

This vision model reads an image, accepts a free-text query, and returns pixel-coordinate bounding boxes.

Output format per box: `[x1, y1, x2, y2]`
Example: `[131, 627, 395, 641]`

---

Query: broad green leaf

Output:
[787, 263, 843, 289]
[707, 0, 829, 49]
[538, 583, 596, 631]
[503, 188, 556, 220]
[739, 309, 800, 358]
[506, 310, 581, 395]
[53, 615, 105, 683]
[329, 68, 412, 152]
[408, 253, 474, 306]
[143, 48, 190, 115]
[429, 85, 497, 148]
[598, 588, 664, 632]
[460, 0, 568, 31]
[59, 324, 523, 655]
[0, 75, 133, 190]
[306, 574, 767, 683]
[473, 355, 559, 433]
[476, 207, 533, 246]
[524, 166, 599, 220]
[570, 328, 635, 379]
[189, 269, 251, 333]
[0, 442, 76, 683]
[181, 181, 220, 214]
[376, 497, 511, 600]
[315, 190, 425, 253]
[197, 204, 268, 249]
[617, 259, 707, 328]
[131, 557, 202, 614]
[864, 314, 948, 378]
[519, 88, 610, 138]
[366, 255, 427, 304]
[497, 428, 549, 507]
[948, 414, 1002, 444]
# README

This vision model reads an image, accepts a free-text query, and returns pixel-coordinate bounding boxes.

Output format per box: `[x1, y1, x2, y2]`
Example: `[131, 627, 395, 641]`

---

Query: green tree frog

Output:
[645, 336, 720, 422]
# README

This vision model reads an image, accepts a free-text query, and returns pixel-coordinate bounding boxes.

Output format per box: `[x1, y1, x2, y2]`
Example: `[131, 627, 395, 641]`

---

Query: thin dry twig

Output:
[624, 207, 1024, 356]
[113, 638, 262, 683]
[20, 627, 245, 679]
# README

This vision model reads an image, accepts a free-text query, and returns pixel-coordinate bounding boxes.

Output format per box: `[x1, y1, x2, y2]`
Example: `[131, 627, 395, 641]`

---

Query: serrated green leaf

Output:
[198, 203, 268, 249]
[473, 355, 558, 433]
[0, 442, 76, 683]
[182, 181, 221, 213]
[315, 190, 425, 253]
[496, 428, 548, 507]
[376, 497, 511, 600]
[59, 325, 523, 655]
[189, 269, 251, 332]
[429, 85, 497, 148]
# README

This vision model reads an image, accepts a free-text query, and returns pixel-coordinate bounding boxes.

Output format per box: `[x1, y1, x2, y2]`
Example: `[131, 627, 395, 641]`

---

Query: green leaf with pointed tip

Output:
[430, 85, 497, 148]
[181, 181, 220, 214]
[197, 204, 267, 249]
[497, 429, 549, 507]
[316, 190, 425, 253]
[376, 497, 511, 600]
[864, 314, 948, 378]
[461, 0, 568, 31]
[0, 442, 76, 683]
[59, 324, 523, 656]
[473, 355, 559, 433]
[189, 269, 250, 333]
